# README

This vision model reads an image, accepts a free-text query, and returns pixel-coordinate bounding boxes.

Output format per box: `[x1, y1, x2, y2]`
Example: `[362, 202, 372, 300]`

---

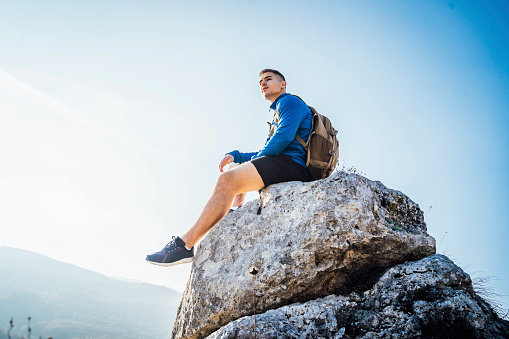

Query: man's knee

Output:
[216, 171, 238, 193]
[216, 162, 264, 194]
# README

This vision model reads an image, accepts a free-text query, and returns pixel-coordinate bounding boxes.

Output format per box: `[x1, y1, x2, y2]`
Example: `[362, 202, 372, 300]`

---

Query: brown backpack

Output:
[270, 95, 339, 181]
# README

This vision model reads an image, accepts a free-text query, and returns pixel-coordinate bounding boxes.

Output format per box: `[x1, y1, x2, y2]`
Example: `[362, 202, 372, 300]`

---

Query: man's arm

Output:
[223, 97, 309, 166]
[219, 150, 259, 172]
[253, 96, 309, 159]
[227, 150, 258, 164]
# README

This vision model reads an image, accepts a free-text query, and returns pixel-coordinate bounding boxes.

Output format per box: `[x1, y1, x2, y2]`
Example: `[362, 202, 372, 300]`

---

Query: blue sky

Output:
[0, 0, 508, 311]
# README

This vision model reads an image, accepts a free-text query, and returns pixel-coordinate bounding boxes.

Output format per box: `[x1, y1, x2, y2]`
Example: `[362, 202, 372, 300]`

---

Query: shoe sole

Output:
[146, 257, 193, 267]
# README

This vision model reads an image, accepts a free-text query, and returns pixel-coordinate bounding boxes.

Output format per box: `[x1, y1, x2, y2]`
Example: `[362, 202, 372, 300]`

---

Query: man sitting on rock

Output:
[146, 69, 313, 267]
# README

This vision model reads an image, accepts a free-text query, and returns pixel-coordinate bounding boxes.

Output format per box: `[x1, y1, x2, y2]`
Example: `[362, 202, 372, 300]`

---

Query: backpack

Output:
[270, 95, 339, 181]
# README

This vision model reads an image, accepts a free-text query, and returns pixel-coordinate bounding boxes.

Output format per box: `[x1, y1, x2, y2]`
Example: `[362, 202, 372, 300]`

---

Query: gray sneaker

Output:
[146, 236, 194, 267]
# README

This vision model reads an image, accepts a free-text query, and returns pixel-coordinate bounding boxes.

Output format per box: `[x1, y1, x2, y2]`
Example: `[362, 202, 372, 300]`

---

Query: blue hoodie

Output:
[228, 93, 312, 169]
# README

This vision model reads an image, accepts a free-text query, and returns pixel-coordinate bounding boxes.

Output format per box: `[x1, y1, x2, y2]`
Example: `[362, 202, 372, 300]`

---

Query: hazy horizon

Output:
[0, 246, 180, 338]
[1, 0, 508, 313]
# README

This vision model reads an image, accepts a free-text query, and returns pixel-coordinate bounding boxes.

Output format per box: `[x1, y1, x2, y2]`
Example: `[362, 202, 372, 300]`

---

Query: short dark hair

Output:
[259, 69, 285, 81]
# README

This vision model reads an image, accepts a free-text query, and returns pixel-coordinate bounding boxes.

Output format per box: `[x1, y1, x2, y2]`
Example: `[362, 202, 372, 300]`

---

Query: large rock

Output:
[172, 172, 436, 339]
[206, 255, 509, 338]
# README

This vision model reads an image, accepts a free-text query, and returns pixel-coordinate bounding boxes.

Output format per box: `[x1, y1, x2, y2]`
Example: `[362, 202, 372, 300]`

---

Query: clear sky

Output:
[0, 0, 508, 310]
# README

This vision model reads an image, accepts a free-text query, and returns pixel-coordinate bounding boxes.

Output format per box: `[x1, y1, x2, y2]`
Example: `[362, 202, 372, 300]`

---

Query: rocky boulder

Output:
[206, 254, 509, 338]
[172, 171, 436, 339]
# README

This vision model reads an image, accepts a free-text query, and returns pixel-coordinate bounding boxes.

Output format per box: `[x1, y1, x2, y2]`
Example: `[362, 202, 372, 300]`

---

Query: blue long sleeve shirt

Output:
[228, 93, 312, 168]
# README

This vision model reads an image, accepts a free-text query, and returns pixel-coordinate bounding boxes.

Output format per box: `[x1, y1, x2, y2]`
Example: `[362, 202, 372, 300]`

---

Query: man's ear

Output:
[281, 81, 287, 89]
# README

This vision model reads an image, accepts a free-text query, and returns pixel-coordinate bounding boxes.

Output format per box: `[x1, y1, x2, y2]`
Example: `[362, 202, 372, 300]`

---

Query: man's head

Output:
[259, 69, 287, 103]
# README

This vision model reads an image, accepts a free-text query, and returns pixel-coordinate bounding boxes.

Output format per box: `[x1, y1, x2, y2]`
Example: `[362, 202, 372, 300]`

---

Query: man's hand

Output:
[219, 154, 234, 173]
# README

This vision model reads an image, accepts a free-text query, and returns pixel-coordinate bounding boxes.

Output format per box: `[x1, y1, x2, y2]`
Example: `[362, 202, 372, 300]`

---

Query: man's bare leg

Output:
[231, 193, 246, 208]
[224, 163, 246, 209]
[181, 162, 264, 248]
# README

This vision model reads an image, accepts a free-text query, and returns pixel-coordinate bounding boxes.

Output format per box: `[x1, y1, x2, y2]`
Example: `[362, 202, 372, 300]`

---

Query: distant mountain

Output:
[0, 246, 181, 339]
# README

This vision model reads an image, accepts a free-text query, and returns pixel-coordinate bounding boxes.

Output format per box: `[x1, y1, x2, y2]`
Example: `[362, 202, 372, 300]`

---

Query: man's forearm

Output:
[227, 150, 258, 163]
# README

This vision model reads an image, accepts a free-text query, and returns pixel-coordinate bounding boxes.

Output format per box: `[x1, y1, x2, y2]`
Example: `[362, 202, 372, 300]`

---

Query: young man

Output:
[146, 69, 313, 267]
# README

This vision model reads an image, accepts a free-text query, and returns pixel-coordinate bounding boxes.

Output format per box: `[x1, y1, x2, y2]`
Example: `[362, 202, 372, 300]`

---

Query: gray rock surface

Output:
[172, 172, 436, 339]
[207, 255, 509, 338]
[206, 294, 351, 339]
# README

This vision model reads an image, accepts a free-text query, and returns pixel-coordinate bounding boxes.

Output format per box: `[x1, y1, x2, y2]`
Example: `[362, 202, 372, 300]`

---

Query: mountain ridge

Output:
[0, 246, 181, 339]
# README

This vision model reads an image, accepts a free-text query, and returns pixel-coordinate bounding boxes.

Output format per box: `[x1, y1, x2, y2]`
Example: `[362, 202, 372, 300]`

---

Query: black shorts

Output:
[251, 154, 311, 187]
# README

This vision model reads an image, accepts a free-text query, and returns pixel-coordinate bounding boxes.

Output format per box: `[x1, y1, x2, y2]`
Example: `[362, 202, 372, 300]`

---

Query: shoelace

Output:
[163, 236, 179, 253]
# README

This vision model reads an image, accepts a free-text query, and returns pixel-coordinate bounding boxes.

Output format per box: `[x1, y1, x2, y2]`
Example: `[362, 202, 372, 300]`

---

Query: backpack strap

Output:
[291, 95, 314, 148]
[295, 134, 307, 148]
[269, 110, 279, 138]
[269, 95, 313, 150]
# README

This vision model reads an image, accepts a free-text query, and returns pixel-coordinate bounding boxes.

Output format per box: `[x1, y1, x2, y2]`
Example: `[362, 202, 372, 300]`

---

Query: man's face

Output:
[259, 72, 286, 102]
